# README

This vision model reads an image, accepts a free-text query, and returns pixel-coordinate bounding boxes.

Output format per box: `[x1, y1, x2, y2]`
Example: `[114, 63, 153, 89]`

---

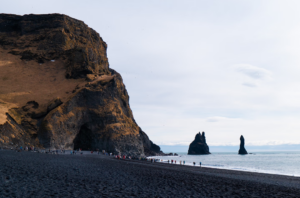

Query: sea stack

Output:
[188, 132, 210, 155]
[238, 135, 248, 155]
[0, 14, 162, 157]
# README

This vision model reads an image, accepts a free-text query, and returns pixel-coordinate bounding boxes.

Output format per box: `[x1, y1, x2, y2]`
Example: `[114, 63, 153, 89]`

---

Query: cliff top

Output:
[0, 13, 110, 124]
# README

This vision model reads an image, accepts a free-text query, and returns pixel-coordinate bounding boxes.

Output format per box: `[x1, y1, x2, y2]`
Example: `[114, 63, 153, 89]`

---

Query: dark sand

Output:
[1, 150, 300, 198]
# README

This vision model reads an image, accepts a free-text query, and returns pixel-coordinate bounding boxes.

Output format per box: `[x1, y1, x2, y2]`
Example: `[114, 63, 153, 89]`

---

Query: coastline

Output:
[1, 150, 300, 197]
[152, 160, 300, 178]
[149, 152, 300, 178]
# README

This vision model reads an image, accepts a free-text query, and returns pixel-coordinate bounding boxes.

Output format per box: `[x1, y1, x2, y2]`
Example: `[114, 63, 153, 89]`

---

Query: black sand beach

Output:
[1, 150, 300, 198]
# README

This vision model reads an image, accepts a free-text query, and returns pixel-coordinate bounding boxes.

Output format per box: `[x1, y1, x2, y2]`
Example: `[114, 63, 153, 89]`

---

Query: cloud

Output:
[206, 117, 220, 122]
[242, 82, 257, 87]
[234, 64, 272, 80]
[206, 116, 240, 122]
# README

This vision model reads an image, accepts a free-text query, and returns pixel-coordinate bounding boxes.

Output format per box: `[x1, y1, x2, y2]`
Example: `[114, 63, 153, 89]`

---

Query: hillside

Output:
[0, 14, 161, 156]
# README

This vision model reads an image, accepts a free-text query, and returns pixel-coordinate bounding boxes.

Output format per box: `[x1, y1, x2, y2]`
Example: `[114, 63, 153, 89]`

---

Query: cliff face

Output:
[139, 128, 163, 156]
[0, 14, 160, 156]
[238, 135, 248, 155]
[188, 132, 210, 155]
[0, 14, 109, 78]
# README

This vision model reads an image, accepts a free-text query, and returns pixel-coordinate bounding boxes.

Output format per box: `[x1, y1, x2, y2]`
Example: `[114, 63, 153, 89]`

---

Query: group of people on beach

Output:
[148, 158, 202, 167]
[19, 146, 36, 151]
[167, 159, 186, 165]
[2, 146, 204, 167]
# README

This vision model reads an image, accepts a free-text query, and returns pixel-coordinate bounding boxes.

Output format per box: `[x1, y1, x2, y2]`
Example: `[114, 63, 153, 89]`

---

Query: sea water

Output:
[151, 151, 300, 177]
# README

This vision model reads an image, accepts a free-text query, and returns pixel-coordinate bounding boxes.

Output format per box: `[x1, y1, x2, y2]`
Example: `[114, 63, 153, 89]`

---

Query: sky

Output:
[2, 0, 300, 146]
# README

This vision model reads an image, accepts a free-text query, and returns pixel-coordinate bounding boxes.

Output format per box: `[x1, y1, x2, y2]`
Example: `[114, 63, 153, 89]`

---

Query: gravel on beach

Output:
[1, 150, 300, 198]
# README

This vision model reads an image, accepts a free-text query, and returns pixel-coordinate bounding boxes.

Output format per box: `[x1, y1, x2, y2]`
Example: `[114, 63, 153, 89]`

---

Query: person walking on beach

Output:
[193, 162, 195, 166]
[183, 161, 185, 165]
[171, 160, 173, 164]
[200, 162, 201, 167]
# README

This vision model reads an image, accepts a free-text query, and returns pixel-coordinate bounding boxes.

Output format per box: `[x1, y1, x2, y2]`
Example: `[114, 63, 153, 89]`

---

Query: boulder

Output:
[238, 135, 248, 155]
[188, 132, 210, 155]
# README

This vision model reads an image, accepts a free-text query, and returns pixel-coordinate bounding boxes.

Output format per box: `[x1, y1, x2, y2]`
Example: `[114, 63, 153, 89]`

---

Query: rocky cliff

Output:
[238, 135, 248, 155]
[188, 132, 210, 155]
[0, 14, 109, 78]
[0, 14, 161, 157]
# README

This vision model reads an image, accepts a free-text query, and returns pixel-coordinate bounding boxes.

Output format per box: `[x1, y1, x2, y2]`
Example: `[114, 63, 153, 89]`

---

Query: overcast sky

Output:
[2, 0, 300, 146]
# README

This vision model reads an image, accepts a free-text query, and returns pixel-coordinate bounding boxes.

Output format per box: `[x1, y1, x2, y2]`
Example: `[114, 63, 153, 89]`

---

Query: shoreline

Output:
[140, 157, 300, 190]
[152, 160, 300, 178]
[1, 150, 300, 197]
[148, 152, 300, 178]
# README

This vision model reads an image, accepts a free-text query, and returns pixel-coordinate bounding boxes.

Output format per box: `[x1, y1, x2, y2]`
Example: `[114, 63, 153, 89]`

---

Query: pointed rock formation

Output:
[188, 132, 210, 155]
[238, 135, 248, 155]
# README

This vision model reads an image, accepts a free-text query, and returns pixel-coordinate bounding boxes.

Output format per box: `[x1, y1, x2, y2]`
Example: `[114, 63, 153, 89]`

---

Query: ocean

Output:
[151, 151, 300, 177]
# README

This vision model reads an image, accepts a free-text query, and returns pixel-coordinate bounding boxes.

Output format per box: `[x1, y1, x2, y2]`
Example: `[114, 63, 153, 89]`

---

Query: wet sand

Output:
[1, 150, 300, 198]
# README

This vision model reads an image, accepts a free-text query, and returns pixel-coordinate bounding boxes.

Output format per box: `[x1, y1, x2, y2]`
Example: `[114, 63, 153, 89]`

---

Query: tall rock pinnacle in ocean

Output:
[188, 132, 210, 155]
[0, 14, 161, 156]
[238, 135, 248, 155]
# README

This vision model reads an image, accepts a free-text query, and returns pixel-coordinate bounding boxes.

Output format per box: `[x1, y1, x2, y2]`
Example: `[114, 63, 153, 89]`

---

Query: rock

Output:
[139, 127, 163, 156]
[0, 14, 161, 157]
[30, 109, 48, 119]
[188, 132, 210, 155]
[238, 135, 248, 155]
[22, 101, 39, 111]
[0, 14, 110, 78]
[86, 74, 96, 82]
[46, 98, 63, 113]
[38, 69, 147, 156]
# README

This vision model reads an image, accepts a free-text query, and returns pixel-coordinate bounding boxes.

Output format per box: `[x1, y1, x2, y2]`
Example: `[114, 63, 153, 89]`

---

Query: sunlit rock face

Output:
[0, 13, 109, 78]
[0, 14, 161, 157]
